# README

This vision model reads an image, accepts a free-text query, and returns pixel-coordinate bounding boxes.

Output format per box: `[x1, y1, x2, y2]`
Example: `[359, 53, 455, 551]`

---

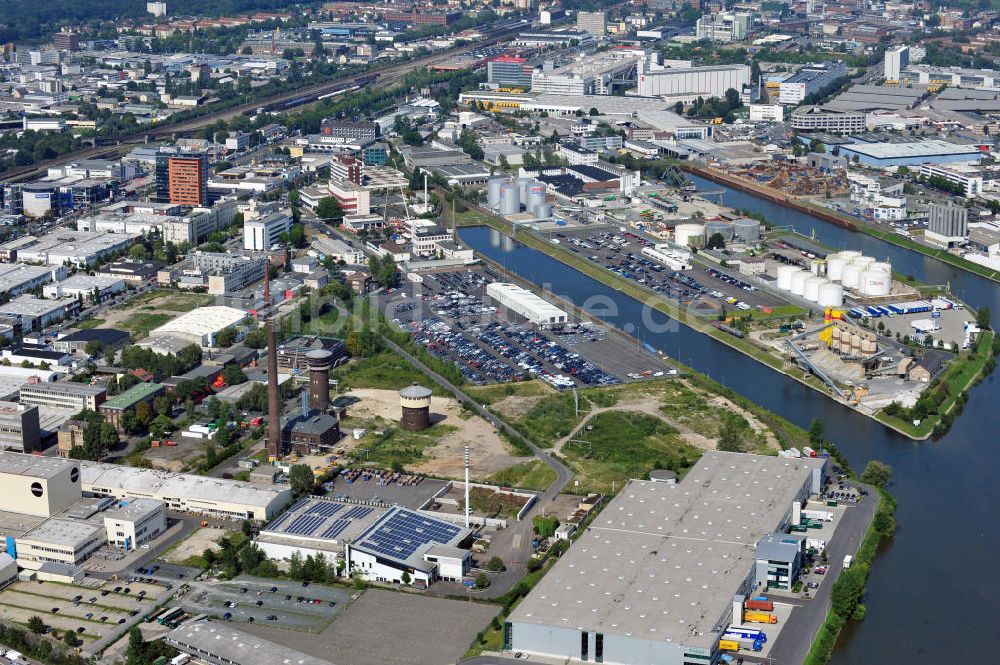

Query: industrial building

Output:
[790, 106, 866, 133]
[81, 462, 291, 521]
[506, 452, 828, 665]
[926, 203, 969, 247]
[576, 11, 606, 36]
[486, 282, 568, 327]
[102, 498, 167, 550]
[42, 274, 125, 302]
[778, 61, 849, 105]
[99, 382, 164, 431]
[836, 140, 983, 167]
[255, 497, 386, 562]
[52, 328, 130, 355]
[144, 306, 248, 348]
[0, 402, 41, 454]
[695, 11, 754, 43]
[346, 506, 473, 585]
[0, 230, 137, 268]
[0, 452, 82, 518]
[637, 64, 751, 103]
[0, 264, 63, 299]
[166, 620, 333, 665]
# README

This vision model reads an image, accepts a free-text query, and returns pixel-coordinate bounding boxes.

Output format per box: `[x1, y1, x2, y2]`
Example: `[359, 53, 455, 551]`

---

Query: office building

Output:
[155, 149, 209, 206]
[749, 104, 785, 122]
[884, 46, 909, 82]
[918, 163, 983, 198]
[790, 106, 866, 133]
[696, 12, 753, 43]
[488, 56, 534, 89]
[18, 382, 106, 413]
[0, 401, 41, 454]
[52, 31, 81, 51]
[0, 451, 82, 518]
[506, 452, 827, 665]
[244, 210, 292, 251]
[319, 119, 378, 142]
[926, 204, 968, 247]
[576, 11, 606, 36]
[328, 178, 371, 216]
[779, 61, 849, 105]
[103, 498, 167, 550]
[15, 519, 105, 571]
[82, 461, 291, 520]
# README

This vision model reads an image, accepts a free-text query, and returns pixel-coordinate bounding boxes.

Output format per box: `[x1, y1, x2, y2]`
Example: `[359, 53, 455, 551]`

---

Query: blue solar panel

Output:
[357, 509, 462, 561]
[264, 498, 310, 531]
[321, 519, 351, 540]
[343, 506, 373, 520]
[307, 503, 343, 518]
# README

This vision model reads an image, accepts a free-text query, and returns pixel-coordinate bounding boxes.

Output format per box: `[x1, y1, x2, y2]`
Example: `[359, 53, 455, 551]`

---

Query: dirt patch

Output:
[707, 394, 780, 450]
[162, 527, 226, 564]
[342, 389, 530, 478]
[489, 394, 549, 420]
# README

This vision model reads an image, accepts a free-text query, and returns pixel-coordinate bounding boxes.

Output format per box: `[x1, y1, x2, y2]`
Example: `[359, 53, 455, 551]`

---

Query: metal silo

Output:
[487, 178, 506, 210]
[732, 218, 761, 243]
[500, 183, 519, 216]
[533, 203, 553, 220]
[704, 220, 734, 241]
[527, 185, 546, 214]
[515, 177, 534, 207]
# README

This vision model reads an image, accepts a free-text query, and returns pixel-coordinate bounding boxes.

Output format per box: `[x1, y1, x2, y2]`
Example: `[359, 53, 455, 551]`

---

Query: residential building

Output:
[155, 149, 209, 206]
[779, 61, 849, 105]
[244, 210, 292, 251]
[885, 46, 909, 82]
[0, 401, 41, 454]
[926, 203, 968, 247]
[57, 420, 86, 459]
[576, 11, 606, 36]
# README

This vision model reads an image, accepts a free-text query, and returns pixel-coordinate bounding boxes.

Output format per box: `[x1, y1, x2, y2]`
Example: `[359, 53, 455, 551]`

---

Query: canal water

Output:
[459, 185, 1000, 663]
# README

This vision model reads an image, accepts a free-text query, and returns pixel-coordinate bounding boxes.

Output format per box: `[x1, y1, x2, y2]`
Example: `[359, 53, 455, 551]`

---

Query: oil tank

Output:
[852, 255, 875, 269]
[675, 223, 705, 246]
[500, 183, 519, 216]
[826, 256, 847, 282]
[860, 269, 892, 296]
[818, 283, 845, 308]
[790, 269, 810, 296]
[527, 185, 546, 214]
[533, 203, 553, 220]
[705, 220, 734, 241]
[870, 261, 892, 275]
[732, 218, 761, 243]
[840, 250, 863, 261]
[487, 178, 506, 210]
[841, 263, 863, 290]
[810, 259, 823, 275]
[776, 265, 800, 291]
[515, 177, 534, 206]
[803, 276, 826, 302]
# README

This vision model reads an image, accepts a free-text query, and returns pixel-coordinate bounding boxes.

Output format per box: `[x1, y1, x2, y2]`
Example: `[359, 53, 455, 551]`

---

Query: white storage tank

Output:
[804, 276, 827, 302]
[852, 255, 875, 269]
[732, 218, 761, 243]
[790, 269, 810, 295]
[527, 185, 546, 214]
[826, 255, 847, 282]
[515, 177, 534, 206]
[810, 259, 824, 275]
[840, 250, 863, 261]
[533, 203, 553, 220]
[776, 265, 800, 291]
[842, 263, 864, 290]
[870, 261, 892, 275]
[487, 178, 506, 210]
[860, 269, 892, 296]
[675, 223, 705, 246]
[500, 183, 519, 216]
[818, 283, 845, 308]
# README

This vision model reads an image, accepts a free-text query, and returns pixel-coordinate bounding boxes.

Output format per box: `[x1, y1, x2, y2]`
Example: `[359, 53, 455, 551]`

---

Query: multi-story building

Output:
[0, 401, 41, 454]
[189, 252, 267, 295]
[244, 210, 292, 251]
[99, 383, 165, 432]
[557, 143, 599, 166]
[918, 164, 983, 198]
[103, 498, 167, 550]
[488, 56, 534, 90]
[330, 155, 362, 185]
[576, 11, 606, 36]
[155, 149, 208, 206]
[18, 382, 106, 413]
[637, 63, 752, 102]
[779, 61, 849, 105]
[52, 31, 81, 51]
[57, 420, 86, 458]
[925, 203, 968, 247]
[319, 119, 379, 142]
[848, 172, 906, 220]
[884, 46, 909, 82]
[328, 178, 371, 216]
[749, 104, 785, 122]
[384, 8, 461, 25]
[15, 519, 106, 572]
[790, 105, 866, 133]
[696, 11, 754, 43]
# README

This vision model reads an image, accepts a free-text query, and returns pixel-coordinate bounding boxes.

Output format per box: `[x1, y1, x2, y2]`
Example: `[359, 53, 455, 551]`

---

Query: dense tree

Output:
[808, 418, 826, 445]
[315, 196, 343, 223]
[706, 232, 726, 250]
[976, 306, 992, 330]
[27, 615, 45, 634]
[289, 464, 315, 498]
[861, 460, 893, 488]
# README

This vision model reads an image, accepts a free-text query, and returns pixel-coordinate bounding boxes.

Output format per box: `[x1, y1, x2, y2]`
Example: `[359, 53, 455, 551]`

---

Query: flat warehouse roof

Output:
[21, 518, 103, 548]
[166, 621, 334, 665]
[261, 498, 385, 544]
[508, 451, 826, 649]
[841, 140, 981, 159]
[351, 506, 471, 571]
[0, 450, 76, 479]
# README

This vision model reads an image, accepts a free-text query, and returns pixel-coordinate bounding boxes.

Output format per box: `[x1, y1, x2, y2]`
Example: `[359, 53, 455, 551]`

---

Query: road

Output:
[4, 25, 526, 183]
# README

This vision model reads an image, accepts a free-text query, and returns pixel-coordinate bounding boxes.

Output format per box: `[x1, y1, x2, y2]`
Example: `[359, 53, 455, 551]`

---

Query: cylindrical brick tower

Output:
[399, 383, 432, 431]
[306, 349, 333, 413]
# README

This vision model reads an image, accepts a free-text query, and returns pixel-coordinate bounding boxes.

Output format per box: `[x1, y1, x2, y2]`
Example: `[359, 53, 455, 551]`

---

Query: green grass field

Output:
[122, 313, 173, 339]
[466, 380, 554, 405]
[564, 410, 701, 493]
[484, 460, 557, 491]
[332, 350, 447, 395]
[349, 422, 458, 470]
[73, 318, 105, 330]
[514, 392, 588, 447]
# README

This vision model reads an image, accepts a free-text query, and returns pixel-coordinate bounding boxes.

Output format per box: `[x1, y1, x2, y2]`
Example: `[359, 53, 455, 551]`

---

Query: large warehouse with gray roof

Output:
[505, 451, 827, 665]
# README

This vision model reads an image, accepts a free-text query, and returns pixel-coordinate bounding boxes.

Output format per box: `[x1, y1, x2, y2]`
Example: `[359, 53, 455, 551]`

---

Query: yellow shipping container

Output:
[719, 640, 740, 652]
[744, 611, 778, 624]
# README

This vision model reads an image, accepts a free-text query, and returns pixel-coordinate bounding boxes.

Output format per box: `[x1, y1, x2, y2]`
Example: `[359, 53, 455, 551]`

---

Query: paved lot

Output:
[241, 589, 497, 665]
[873, 306, 974, 347]
[326, 475, 446, 510]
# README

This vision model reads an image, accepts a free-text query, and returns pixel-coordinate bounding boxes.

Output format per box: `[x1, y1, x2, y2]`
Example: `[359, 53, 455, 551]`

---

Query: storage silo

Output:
[804, 276, 826, 302]
[500, 182, 519, 216]
[526, 185, 546, 214]
[705, 220, 734, 241]
[776, 265, 800, 291]
[818, 283, 844, 308]
[842, 263, 863, 290]
[870, 261, 892, 276]
[487, 178, 506, 210]
[810, 259, 824, 275]
[790, 269, 810, 295]
[732, 218, 761, 243]
[860, 269, 892, 296]
[675, 223, 705, 246]
[533, 203, 553, 220]
[852, 255, 875, 269]
[515, 177, 534, 206]
[826, 255, 847, 282]
[840, 250, 863, 261]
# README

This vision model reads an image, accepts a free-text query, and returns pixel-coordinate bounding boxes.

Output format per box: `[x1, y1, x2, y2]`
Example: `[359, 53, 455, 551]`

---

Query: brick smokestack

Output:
[263, 256, 271, 308]
[266, 318, 281, 458]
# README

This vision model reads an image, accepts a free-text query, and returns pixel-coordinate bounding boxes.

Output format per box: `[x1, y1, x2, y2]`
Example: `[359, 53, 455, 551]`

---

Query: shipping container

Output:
[744, 599, 774, 612]
[719, 640, 740, 652]
[743, 611, 778, 624]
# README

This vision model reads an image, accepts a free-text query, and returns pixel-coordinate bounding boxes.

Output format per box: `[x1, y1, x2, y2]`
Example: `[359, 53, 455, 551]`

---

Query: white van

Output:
[843, 555, 853, 569]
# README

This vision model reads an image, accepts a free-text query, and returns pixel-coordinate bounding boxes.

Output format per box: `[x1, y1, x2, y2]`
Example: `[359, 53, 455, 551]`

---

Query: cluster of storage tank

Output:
[824, 251, 892, 297]
[775, 264, 845, 307]
[675, 218, 762, 247]
[487, 177, 552, 220]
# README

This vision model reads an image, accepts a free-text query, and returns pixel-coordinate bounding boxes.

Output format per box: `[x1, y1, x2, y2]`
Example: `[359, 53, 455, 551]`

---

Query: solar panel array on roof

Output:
[262, 498, 309, 531]
[262, 499, 379, 541]
[356, 510, 462, 561]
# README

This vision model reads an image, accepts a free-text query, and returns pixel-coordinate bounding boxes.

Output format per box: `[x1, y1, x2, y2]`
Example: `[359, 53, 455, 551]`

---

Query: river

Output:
[458, 182, 1000, 664]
